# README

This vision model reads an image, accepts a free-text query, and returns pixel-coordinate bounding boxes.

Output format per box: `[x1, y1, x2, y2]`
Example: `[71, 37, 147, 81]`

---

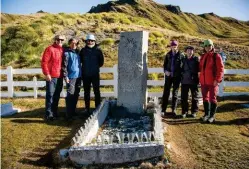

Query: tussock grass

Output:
[1, 10, 249, 69]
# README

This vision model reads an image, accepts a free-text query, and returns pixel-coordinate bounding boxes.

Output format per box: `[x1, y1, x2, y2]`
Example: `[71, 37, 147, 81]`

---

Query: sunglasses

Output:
[204, 44, 212, 47]
[56, 39, 64, 42]
[87, 40, 95, 42]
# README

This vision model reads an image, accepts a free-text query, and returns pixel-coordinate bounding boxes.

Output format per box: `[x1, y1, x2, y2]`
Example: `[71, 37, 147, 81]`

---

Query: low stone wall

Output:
[71, 100, 109, 147]
[68, 98, 165, 165]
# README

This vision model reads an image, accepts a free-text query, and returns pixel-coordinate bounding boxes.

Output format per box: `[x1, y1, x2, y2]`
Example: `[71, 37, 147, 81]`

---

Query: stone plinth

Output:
[69, 143, 164, 165]
[0, 103, 20, 117]
[117, 31, 148, 113]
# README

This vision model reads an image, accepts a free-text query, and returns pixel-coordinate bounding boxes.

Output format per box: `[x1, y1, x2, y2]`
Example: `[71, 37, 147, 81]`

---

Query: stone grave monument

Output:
[117, 31, 148, 113]
[67, 31, 164, 166]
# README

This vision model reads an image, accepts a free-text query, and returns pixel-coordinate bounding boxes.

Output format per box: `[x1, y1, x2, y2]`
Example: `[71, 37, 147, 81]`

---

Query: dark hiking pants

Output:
[82, 74, 101, 112]
[45, 78, 63, 118]
[66, 78, 81, 118]
[161, 76, 181, 112]
[181, 84, 199, 114]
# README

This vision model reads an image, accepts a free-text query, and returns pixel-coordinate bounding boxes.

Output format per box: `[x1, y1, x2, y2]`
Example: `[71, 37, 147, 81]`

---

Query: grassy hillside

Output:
[1, 0, 249, 69]
[89, 0, 249, 41]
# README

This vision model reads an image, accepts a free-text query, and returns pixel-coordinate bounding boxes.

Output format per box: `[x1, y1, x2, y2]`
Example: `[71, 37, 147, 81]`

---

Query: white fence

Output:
[0, 65, 249, 98]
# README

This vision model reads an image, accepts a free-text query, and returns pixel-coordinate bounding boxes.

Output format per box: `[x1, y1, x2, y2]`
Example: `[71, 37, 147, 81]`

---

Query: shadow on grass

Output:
[216, 102, 249, 113]
[162, 113, 202, 125]
[218, 95, 249, 102]
[163, 115, 249, 126]
[214, 117, 249, 126]
[1, 107, 66, 119]
[2, 107, 96, 168]
[16, 117, 89, 168]
[162, 118, 201, 125]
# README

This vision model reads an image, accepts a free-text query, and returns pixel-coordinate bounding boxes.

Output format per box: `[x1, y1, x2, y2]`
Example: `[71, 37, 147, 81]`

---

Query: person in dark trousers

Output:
[62, 38, 82, 119]
[199, 39, 224, 123]
[79, 34, 104, 114]
[41, 34, 65, 121]
[181, 46, 200, 118]
[161, 40, 184, 116]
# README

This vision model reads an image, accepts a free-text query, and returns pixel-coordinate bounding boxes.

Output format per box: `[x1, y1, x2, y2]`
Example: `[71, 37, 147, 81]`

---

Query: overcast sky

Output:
[1, 0, 249, 21]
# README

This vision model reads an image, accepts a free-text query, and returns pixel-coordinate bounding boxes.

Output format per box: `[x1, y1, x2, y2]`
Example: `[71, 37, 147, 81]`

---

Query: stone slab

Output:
[117, 31, 148, 113]
[0, 103, 20, 117]
[69, 143, 164, 165]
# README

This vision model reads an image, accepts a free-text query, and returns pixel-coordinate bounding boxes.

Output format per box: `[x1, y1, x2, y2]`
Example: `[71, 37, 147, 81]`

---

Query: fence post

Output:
[7, 66, 13, 98]
[33, 76, 38, 99]
[113, 64, 118, 98]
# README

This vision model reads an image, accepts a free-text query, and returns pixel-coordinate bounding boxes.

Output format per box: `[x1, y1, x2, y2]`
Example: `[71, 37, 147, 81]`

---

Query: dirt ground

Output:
[165, 123, 198, 169]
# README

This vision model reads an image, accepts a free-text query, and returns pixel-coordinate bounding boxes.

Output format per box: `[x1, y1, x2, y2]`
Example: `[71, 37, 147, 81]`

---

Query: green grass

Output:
[1, 98, 93, 168]
[1, 97, 249, 168]
[164, 98, 249, 169]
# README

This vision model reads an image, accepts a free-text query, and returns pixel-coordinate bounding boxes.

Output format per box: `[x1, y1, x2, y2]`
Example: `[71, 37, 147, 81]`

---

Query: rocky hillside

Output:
[1, 0, 249, 69]
[89, 0, 249, 44]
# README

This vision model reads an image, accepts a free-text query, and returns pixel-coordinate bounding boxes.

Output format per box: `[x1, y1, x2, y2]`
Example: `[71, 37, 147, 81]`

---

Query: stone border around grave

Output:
[68, 99, 165, 165]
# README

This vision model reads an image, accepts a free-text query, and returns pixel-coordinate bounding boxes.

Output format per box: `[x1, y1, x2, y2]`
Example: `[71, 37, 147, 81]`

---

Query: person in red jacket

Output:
[199, 39, 224, 123]
[41, 34, 65, 121]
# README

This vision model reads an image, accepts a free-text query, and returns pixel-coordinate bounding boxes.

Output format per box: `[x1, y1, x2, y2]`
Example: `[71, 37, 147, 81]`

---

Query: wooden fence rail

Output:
[1, 65, 249, 98]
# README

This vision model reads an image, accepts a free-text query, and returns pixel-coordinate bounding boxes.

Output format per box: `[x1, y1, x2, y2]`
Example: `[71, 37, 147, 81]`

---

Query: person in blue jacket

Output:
[62, 38, 82, 119]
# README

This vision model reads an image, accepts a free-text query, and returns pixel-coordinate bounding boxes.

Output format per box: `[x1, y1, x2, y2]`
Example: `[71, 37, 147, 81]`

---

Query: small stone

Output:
[139, 162, 153, 169]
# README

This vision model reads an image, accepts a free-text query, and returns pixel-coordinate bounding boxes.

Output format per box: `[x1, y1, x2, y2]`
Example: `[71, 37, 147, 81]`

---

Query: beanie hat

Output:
[170, 40, 178, 46]
[203, 39, 214, 46]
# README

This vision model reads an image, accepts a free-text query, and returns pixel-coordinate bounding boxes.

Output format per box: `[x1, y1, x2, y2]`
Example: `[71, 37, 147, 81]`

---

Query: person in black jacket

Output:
[181, 46, 199, 118]
[79, 34, 104, 114]
[161, 40, 184, 116]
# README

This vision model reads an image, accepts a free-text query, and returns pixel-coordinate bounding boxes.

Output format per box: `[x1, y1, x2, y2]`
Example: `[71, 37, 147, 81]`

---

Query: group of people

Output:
[41, 34, 104, 121]
[161, 39, 224, 123]
[41, 34, 224, 124]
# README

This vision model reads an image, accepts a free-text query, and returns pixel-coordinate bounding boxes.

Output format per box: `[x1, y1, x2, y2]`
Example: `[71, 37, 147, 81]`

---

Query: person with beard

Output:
[79, 34, 104, 115]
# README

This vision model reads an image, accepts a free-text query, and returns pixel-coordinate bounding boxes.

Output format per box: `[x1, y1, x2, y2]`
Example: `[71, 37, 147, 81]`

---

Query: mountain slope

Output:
[89, 0, 249, 40]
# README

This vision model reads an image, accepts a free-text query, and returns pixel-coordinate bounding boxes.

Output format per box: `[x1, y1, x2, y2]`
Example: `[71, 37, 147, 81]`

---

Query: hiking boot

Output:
[208, 117, 215, 123]
[201, 115, 209, 122]
[172, 111, 177, 117]
[191, 112, 197, 118]
[203, 102, 210, 117]
[210, 102, 218, 117]
[181, 113, 187, 118]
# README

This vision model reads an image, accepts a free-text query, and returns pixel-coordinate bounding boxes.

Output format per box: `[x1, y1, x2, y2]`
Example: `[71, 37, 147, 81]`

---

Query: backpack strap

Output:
[213, 53, 217, 77]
